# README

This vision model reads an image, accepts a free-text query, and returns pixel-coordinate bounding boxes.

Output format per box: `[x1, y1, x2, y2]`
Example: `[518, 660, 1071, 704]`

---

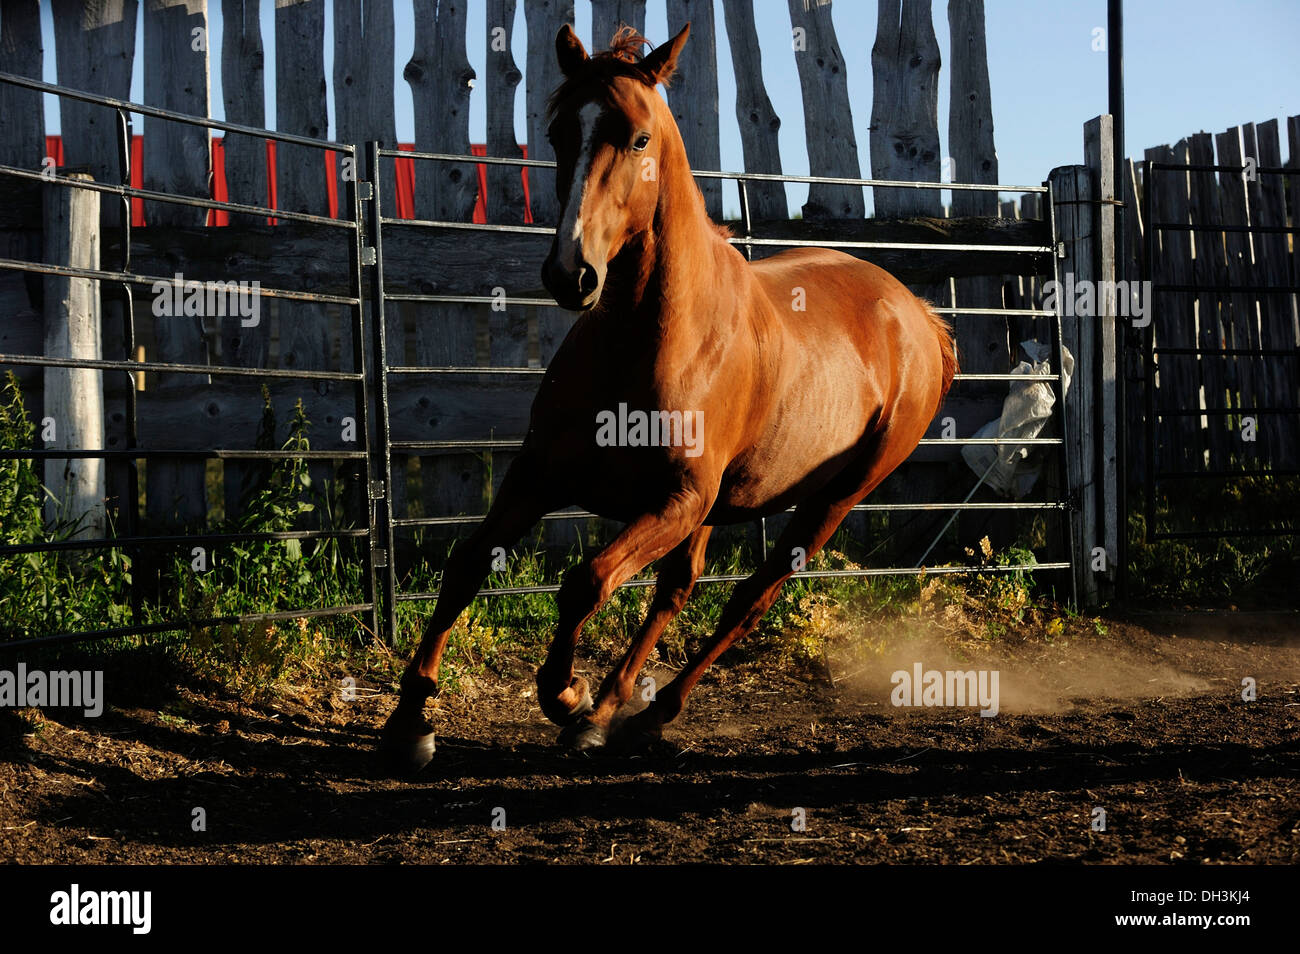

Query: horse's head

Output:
[541, 23, 690, 311]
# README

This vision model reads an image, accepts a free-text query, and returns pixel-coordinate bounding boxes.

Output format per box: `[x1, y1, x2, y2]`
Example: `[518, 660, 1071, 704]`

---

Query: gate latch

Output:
[361, 246, 377, 266]
[369, 480, 386, 500]
[371, 548, 388, 568]
[358, 181, 374, 201]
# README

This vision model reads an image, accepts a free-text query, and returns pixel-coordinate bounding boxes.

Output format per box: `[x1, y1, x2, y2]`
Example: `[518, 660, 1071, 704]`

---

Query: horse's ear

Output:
[642, 23, 690, 86]
[556, 24, 589, 77]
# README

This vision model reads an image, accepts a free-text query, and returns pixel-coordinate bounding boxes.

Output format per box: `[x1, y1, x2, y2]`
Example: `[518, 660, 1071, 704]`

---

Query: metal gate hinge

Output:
[1056, 241, 1067, 259]
[358, 181, 374, 201]
[361, 246, 377, 266]
[369, 480, 386, 500]
[372, 547, 388, 567]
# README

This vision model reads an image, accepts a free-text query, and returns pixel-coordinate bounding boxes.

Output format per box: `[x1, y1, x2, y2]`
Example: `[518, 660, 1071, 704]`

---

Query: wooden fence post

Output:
[591, 0, 645, 49]
[43, 174, 106, 540]
[143, 0, 212, 530]
[1084, 115, 1118, 603]
[409, 0, 484, 550]
[1049, 163, 1097, 607]
[334, 0, 400, 538]
[789, 0, 862, 221]
[274, 0, 334, 526]
[220, 0, 270, 522]
[720, 0, 785, 221]
[665, 0, 722, 221]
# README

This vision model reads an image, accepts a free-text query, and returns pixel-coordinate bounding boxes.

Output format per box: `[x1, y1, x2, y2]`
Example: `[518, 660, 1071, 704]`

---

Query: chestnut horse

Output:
[381, 23, 957, 772]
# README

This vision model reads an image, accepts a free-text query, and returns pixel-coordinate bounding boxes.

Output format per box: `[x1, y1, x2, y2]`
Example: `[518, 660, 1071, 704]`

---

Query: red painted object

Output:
[45, 134, 532, 226]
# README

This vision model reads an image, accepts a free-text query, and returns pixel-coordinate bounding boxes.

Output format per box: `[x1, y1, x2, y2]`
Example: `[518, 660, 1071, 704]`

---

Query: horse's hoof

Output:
[379, 720, 436, 776]
[558, 718, 607, 753]
[538, 675, 594, 726]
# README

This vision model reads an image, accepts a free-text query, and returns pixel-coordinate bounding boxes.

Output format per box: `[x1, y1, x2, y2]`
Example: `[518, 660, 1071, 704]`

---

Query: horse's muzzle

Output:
[542, 251, 603, 311]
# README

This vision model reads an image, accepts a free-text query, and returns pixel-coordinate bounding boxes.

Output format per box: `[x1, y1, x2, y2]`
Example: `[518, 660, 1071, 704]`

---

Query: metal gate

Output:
[0, 73, 382, 650]
[0, 73, 1078, 650]
[363, 143, 1078, 638]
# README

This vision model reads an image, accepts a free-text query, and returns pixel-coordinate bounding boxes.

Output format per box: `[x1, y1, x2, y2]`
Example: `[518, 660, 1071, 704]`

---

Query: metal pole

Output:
[365, 142, 399, 645]
[1108, 0, 1129, 599]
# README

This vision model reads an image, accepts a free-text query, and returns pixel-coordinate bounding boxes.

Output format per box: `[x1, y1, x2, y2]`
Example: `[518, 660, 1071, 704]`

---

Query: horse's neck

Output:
[607, 153, 729, 327]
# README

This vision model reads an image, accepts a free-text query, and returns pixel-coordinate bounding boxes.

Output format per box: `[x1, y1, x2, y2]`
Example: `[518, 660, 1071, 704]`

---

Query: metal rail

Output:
[0, 74, 378, 649]
[364, 146, 1077, 611]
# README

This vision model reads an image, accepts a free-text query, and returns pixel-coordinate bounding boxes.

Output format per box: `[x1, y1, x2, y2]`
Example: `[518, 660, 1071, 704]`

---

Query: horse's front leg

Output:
[535, 492, 710, 733]
[381, 454, 552, 773]
[558, 524, 712, 752]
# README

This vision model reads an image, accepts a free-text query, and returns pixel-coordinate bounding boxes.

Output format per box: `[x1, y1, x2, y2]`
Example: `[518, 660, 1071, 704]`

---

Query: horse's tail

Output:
[923, 299, 959, 407]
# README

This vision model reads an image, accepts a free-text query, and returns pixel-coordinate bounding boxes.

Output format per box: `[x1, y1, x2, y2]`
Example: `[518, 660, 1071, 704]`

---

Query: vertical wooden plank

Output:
[1246, 120, 1293, 462]
[333, 0, 400, 533]
[1084, 116, 1117, 597]
[1120, 156, 1147, 489]
[50, 0, 140, 228]
[1014, 191, 1042, 348]
[719, 0, 785, 221]
[484, 0, 529, 538]
[526, 0, 579, 553]
[871, 0, 944, 556]
[591, 0, 645, 48]
[1049, 164, 1095, 605]
[485, 0, 526, 221]
[220, 0, 266, 225]
[1146, 142, 1203, 473]
[869, 0, 938, 218]
[665, 0, 721, 220]
[1186, 132, 1230, 471]
[1215, 127, 1261, 466]
[408, 0, 483, 533]
[143, 0, 212, 528]
[219, 0, 268, 519]
[274, 0, 334, 516]
[1287, 116, 1300, 427]
[334, 0, 398, 216]
[948, 0, 1015, 552]
[524, 0, 572, 228]
[0, 0, 44, 168]
[789, 0, 863, 220]
[948, 0, 1006, 381]
[0, 0, 46, 478]
[43, 174, 106, 540]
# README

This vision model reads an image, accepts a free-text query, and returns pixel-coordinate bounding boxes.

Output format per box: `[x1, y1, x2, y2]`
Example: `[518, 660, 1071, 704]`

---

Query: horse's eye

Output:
[632, 132, 651, 152]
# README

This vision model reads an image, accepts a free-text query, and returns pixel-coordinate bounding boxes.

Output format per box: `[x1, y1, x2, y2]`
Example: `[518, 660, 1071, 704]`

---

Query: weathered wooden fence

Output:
[0, 1, 1128, 605]
[1120, 118, 1300, 505]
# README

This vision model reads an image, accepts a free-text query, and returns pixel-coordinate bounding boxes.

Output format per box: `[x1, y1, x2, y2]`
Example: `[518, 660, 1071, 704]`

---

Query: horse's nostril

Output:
[577, 267, 598, 295]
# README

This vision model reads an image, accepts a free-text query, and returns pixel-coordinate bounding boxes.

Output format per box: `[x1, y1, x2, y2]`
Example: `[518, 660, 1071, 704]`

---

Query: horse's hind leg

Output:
[613, 491, 859, 749]
[381, 454, 552, 773]
[535, 492, 709, 730]
[558, 525, 712, 752]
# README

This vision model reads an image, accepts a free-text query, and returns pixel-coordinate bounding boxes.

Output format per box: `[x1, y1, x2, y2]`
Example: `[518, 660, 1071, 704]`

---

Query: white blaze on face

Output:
[556, 102, 604, 272]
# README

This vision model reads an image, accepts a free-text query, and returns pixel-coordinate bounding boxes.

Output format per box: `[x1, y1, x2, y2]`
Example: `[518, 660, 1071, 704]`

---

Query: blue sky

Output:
[37, 0, 1300, 215]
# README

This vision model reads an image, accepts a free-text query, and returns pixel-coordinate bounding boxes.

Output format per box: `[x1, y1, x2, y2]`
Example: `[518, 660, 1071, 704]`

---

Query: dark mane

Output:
[546, 26, 660, 122]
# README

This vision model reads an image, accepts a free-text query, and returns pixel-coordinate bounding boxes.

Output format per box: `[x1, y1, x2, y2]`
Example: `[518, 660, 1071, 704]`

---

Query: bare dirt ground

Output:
[2, 610, 1297, 864]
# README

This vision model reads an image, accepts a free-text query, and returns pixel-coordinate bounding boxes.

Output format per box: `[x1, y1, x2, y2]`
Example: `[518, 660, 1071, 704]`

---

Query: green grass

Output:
[1125, 476, 1298, 605]
[3, 368, 1192, 699]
